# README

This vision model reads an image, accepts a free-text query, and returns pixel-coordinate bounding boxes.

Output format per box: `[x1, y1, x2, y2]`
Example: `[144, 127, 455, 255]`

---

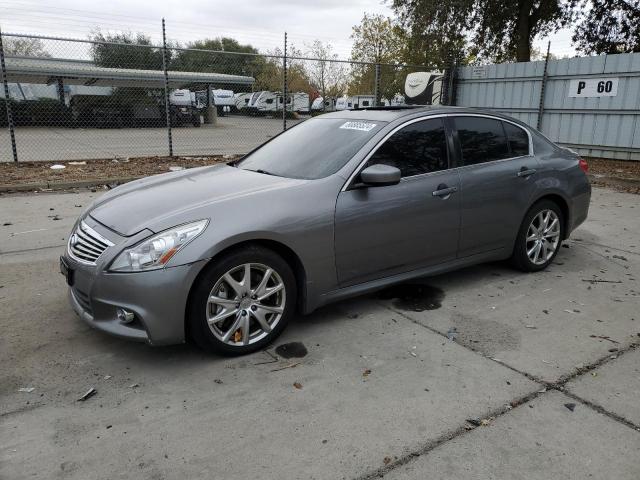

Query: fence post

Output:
[441, 52, 457, 106]
[161, 18, 173, 156]
[537, 41, 551, 131]
[0, 27, 18, 162]
[374, 63, 381, 106]
[282, 32, 287, 131]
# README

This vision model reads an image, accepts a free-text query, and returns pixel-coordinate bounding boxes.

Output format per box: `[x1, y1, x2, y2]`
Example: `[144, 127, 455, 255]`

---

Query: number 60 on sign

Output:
[568, 78, 619, 98]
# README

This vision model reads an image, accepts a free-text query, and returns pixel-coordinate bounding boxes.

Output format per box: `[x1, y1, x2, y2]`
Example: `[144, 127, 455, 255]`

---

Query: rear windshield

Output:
[236, 118, 385, 179]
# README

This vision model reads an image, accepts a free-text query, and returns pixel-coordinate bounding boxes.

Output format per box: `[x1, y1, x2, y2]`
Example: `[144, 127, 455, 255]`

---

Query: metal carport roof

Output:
[4, 56, 255, 88]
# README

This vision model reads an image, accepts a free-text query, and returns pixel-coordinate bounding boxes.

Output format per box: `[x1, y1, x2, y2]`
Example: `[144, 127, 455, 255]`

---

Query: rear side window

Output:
[366, 118, 448, 177]
[503, 122, 529, 157]
[454, 117, 510, 166]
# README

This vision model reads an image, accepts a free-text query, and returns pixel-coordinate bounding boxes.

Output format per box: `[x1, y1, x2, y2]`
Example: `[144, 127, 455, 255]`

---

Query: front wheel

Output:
[511, 200, 564, 272]
[188, 246, 296, 355]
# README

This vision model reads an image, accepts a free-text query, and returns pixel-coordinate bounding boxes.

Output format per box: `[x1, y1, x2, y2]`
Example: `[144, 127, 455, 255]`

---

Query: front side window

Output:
[365, 118, 449, 178]
[503, 122, 530, 157]
[454, 117, 510, 166]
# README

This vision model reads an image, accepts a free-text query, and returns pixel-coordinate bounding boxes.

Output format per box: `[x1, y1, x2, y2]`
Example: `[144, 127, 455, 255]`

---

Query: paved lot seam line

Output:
[573, 239, 640, 257]
[355, 308, 639, 479]
[352, 387, 547, 480]
[561, 389, 640, 432]
[0, 243, 66, 256]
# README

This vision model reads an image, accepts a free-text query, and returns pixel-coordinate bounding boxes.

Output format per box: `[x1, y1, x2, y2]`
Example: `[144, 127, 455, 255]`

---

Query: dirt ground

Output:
[0, 156, 233, 187]
[0, 155, 638, 193]
[587, 158, 640, 194]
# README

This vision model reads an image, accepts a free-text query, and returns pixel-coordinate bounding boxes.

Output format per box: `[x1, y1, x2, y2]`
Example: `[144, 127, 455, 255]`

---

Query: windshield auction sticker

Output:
[339, 121, 377, 132]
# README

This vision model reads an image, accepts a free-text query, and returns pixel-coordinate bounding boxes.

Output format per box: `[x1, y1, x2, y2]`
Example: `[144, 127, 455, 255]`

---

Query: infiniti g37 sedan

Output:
[60, 107, 591, 355]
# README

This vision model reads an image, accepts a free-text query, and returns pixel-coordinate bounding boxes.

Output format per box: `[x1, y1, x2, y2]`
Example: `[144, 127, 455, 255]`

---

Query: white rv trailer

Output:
[388, 94, 406, 106]
[335, 96, 348, 110]
[404, 71, 443, 105]
[169, 89, 194, 107]
[234, 92, 252, 111]
[311, 96, 337, 112]
[334, 95, 376, 110]
[246, 91, 309, 114]
[349, 95, 376, 109]
[212, 89, 235, 111]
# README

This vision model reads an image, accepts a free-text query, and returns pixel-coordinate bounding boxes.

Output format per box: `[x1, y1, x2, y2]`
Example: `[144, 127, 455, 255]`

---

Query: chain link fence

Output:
[0, 25, 439, 163]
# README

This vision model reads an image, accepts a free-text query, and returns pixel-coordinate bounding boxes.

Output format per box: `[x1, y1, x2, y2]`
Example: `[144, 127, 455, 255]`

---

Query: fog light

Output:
[117, 308, 135, 324]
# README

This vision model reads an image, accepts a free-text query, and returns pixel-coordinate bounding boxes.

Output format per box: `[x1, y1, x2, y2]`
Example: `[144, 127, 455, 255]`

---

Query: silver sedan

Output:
[60, 107, 591, 355]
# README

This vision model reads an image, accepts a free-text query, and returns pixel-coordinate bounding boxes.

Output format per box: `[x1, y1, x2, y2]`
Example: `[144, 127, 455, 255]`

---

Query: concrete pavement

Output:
[0, 116, 304, 162]
[0, 186, 638, 479]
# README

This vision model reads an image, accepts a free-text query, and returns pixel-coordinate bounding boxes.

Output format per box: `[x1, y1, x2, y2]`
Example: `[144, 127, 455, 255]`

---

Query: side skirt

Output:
[306, 248, 510, 313]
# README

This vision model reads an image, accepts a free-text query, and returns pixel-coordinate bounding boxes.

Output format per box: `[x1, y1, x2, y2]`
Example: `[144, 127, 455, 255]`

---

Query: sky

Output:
[1, 0, 576, 60]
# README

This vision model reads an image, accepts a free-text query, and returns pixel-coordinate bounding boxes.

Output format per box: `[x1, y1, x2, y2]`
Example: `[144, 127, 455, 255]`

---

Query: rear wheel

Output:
[188, 246, 296, 355]
[511, 200, 564, 272]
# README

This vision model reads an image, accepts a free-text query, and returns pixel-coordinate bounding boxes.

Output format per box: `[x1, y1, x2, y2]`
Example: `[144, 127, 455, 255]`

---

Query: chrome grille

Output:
[68, 221, 114, 265]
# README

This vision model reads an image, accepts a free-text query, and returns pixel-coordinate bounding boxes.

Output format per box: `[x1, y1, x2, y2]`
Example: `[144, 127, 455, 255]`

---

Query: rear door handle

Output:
[517, 168, 537, 178]
[432, 185, 458, 197]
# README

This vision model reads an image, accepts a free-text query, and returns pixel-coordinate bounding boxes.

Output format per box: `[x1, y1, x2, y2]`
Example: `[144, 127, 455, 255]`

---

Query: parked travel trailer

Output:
[246, 91, 309, 114]
[388, 94, 406, 107]
[311, 96, 337, 112]
[350, 95, 376, 109]
[334, 95, 376, 110]
[234, 92, 252, 111]
[212, 89, 236, 114]
[335, 96, 348, 110]
[404, 71, 443, 105]
[169, 89, 201, 127]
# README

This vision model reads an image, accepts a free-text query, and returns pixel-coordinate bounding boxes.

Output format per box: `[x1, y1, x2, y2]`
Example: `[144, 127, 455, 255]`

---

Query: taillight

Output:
[578, 158, 589, 174]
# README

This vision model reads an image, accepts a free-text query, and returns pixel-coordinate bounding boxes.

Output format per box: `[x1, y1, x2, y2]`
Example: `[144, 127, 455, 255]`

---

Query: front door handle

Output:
[517, 167, 537, 178]
[432, 184, 458, 198]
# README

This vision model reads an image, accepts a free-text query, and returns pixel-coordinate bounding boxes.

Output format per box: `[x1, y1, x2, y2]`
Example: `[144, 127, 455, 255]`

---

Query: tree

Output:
[392, 0, 574, 63]
[3, 37, 50, 57]
[573, 0, 640, 54]
[305, 40, 347, 108]
[349, 14, 404, 99]
[254, 45, 314, 94]
[90, 31, 164, 70]
[392, 0, 468, 67]
[172, 37, 266, 89]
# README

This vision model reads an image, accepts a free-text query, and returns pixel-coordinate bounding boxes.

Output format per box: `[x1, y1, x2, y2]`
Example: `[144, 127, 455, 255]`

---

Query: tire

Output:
[511, 199, 565, 272]
[187, 245, 297, 355]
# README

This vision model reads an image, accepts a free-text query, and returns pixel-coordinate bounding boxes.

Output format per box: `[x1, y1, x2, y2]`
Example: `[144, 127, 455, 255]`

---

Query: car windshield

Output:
[235, 118, 385, 180]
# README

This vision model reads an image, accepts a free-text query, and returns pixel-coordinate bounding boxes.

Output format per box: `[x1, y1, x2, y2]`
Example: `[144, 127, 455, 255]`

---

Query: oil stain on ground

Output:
[450, 313, 521, 355]
[377, 284, 445, 312]
[275, 342, 308, 358]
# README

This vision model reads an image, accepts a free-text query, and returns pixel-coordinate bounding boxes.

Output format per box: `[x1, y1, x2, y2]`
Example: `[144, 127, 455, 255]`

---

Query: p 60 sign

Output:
[568, 78, 619, 98]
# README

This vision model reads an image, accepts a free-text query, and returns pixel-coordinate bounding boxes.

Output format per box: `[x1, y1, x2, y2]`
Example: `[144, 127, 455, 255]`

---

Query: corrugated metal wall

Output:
[455, 53, 640, 160]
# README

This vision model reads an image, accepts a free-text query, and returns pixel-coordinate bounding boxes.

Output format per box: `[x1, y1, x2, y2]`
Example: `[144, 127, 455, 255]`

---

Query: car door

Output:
[451, 115, 540, 257]
[334, 117, 461, 287]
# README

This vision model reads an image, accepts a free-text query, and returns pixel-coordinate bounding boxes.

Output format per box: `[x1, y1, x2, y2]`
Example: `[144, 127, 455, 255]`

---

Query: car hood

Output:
[89, 164, 306, 236]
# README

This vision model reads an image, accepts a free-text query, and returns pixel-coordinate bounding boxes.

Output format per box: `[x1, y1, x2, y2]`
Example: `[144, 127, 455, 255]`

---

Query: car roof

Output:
[319, 106, 526, 125]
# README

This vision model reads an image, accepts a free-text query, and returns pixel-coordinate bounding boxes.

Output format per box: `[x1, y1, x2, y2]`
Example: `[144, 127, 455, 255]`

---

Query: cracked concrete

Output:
[1, 187, 639, 479]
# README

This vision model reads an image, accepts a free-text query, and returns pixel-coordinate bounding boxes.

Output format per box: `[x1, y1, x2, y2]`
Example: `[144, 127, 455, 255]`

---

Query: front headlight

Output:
[109, 219, 208, 272]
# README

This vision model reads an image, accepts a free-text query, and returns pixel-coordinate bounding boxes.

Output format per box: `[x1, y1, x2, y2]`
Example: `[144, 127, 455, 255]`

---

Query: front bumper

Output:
[64, 254, 207, 346]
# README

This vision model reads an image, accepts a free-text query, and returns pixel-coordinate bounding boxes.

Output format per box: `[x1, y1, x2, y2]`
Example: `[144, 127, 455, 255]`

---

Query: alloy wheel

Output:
[206, 263, 286, 346]
[525, 209, 561, 265]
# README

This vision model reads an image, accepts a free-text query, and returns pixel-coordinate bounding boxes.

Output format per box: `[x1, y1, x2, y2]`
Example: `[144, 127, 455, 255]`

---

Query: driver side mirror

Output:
[360, 164, 401, 187]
